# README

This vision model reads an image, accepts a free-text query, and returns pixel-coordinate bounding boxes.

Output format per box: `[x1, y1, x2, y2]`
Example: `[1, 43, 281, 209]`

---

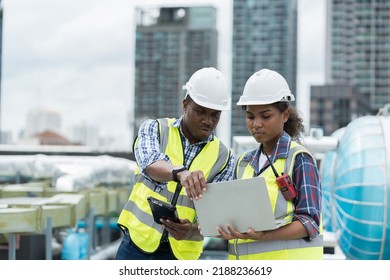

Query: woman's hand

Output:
[217, 224, 268, 241]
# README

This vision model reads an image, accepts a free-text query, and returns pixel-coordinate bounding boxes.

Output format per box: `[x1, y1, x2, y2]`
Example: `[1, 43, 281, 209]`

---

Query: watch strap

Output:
[172, 166, 186, 182]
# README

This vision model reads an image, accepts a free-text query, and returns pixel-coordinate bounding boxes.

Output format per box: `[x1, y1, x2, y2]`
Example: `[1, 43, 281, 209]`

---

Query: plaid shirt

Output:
[237, 132, 322, 240]
[134, 116, 235, 192]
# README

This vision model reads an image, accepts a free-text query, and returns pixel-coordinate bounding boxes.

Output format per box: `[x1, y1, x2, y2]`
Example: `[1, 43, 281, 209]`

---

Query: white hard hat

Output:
[237, 69, 295, 106]
[183, 67, 231, 111]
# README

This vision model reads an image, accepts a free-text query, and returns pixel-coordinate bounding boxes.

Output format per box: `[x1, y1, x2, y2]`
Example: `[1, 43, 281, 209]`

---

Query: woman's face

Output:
[182, 99, 221, 144]
[245, 104, 289, 146]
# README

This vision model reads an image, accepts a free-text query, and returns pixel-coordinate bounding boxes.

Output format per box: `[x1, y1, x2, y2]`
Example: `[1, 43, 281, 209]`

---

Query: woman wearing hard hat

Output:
[217, 69, 323, 260]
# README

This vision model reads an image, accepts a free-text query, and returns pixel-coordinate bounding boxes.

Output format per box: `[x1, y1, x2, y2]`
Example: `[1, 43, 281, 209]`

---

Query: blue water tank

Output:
[330, 115, 390, 259]
[61, 225, 89, 260]
[320, 150, 337, 232]
[320, 128, 345, 233]
[78, 230, 89, 259]
[61, 229, 81, 260]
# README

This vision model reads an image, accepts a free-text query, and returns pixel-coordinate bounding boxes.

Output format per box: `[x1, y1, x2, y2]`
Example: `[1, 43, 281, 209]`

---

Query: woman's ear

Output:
[282, 108, 290, 123]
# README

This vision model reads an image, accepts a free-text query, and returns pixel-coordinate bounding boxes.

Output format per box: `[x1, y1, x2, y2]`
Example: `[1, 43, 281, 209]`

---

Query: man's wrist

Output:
[172, 165, 186, 182]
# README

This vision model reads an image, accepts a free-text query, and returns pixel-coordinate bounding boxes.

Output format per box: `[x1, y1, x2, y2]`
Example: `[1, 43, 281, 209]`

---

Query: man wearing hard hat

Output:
[116, 67, 234, 260]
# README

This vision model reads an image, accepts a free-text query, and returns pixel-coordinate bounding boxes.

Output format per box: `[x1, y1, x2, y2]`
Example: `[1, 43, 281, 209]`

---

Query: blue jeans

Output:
[115, 234, 177, 260]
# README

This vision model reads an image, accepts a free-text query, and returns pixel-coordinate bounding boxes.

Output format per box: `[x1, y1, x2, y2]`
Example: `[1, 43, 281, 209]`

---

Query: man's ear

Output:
[183, 98, 189, 113]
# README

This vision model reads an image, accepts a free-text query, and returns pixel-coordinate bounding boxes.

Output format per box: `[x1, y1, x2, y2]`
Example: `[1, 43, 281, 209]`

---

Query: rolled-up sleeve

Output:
[134, 119, 170, 187]
[292, 153, 322, 240]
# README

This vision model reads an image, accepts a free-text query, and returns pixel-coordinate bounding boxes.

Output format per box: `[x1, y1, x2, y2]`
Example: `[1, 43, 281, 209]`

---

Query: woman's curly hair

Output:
[241, 102, 305, 140]
[273, 102, 305, 140]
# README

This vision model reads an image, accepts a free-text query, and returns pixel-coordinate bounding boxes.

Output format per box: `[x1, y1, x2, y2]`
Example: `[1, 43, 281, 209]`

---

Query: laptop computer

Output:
[193, 176, 277, 237]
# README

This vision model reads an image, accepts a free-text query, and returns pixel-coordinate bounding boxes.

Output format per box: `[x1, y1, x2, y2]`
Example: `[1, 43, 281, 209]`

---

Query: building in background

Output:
[133, 6, 218, 134]
[231, 0, 298, 138]
[325, 0, 390, 111]
[69, 122, 99, 148]
[0, 131, 12, 144]
[32, 130, 72, 146]
[310, 84, 371, 136]
[14, 108, 71, 146]
[24, 108, 62, 137]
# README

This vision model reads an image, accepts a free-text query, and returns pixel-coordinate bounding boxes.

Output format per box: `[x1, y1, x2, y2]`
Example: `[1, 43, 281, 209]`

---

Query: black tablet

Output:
[147, 196, 180, 224]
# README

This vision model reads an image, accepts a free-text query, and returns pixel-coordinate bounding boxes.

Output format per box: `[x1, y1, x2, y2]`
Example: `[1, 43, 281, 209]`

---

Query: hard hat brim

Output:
[190, 93, 232, 111]
[236, 96, 295, 106]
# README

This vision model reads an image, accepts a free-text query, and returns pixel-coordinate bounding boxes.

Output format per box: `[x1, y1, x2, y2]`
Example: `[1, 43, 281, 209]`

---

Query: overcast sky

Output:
[1, 0, 326, 150]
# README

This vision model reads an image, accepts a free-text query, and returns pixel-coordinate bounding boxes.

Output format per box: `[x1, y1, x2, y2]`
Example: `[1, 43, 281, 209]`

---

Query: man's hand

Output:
[160, 218, 203, 241]
[177, 170, 207, 200]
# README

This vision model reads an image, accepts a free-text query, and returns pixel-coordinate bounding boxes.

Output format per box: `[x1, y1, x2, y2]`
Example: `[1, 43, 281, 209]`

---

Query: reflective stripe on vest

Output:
[229, 141, 323, 260]
[229, 235, 323, 256]
[117, 118, 230, 260]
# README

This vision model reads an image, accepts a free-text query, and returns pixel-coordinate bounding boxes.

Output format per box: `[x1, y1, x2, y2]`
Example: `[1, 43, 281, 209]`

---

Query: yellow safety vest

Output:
[229, 141, 323, 260]
[117, 118, 231, 260]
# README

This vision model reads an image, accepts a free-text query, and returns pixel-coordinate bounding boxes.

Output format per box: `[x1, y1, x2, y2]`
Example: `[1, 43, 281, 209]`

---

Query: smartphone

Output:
[147, 196, 180, 224]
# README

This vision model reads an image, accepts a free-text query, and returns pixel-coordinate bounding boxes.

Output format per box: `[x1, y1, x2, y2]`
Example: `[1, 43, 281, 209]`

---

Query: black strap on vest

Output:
[171, 183, 182, 206]
[161, 183, 182, 242]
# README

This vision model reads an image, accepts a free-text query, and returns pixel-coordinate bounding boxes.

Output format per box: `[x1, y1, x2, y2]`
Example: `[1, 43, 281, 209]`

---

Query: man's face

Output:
[182, 99, 221, 144]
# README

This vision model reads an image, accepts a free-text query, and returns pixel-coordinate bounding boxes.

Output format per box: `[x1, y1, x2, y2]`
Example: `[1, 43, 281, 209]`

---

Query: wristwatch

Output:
[172, 166, 186, 182]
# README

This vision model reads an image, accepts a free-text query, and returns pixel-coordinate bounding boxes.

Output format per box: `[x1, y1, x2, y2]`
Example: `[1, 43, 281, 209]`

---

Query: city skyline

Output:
[231, 0, 298, 141]
[133, 6, 219, 136]
[0, 0, 326, 150]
